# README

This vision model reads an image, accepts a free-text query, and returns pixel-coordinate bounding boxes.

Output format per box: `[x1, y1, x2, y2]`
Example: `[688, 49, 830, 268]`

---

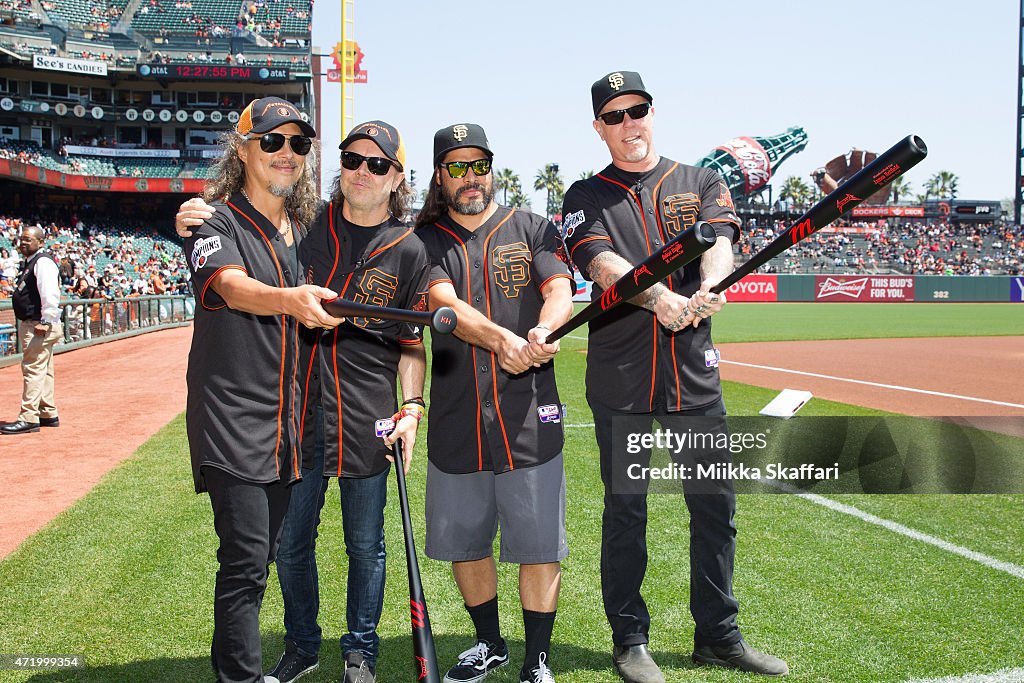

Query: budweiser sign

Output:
[716, 136, 771, 194]
[817, 277, 869, 299]
[815, 275, 914, 302]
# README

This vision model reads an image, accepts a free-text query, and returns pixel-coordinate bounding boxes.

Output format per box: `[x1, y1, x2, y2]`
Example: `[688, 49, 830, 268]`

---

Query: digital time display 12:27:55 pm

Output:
[136, 64, 290, 82]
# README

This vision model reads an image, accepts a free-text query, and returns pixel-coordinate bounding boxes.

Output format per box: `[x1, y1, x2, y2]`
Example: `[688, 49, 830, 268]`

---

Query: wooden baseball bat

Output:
[391, 436, 441, 683]
[322, 298, 457, 335]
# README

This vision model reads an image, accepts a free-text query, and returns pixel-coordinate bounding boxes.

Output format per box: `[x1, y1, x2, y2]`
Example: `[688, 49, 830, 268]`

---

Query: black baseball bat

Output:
[392, 437, 442, 683]
[546, 220, 718, 342]
[322, 298, 457, 334]
[710, 135, 928, 294]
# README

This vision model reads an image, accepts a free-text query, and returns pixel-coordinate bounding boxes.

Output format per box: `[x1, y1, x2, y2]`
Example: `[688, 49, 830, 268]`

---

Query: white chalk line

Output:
[766, 480, 1024, 581]
[903, 667, 1024, 682]
[720, 360, 1024, 410]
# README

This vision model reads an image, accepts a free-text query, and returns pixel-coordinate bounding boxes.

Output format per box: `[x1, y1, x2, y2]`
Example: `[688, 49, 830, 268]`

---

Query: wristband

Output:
[402, 397, 426, 407]
[392, 404, 425, 422]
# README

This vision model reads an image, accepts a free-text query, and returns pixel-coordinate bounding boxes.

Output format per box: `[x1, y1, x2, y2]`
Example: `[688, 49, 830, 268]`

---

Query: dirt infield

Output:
[718, 336, 1024, 416]
[0, 326, 192, 560]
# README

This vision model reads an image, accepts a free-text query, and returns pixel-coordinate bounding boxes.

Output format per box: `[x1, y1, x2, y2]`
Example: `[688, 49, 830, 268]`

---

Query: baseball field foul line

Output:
[720, 360, 1024, 410]
[903, 667, 1024, 682]
[767, 481, 1024, 580]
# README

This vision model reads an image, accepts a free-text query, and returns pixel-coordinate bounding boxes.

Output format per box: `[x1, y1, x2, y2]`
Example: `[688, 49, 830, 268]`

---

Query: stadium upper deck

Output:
[0, 0, 316, 191]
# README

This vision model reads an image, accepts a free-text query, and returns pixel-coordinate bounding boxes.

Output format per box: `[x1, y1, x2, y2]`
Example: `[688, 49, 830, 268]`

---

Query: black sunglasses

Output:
[340, 150, 396, 176]
[597, 102, 651, 125]
[442, 159, 492, 178]
[248, 132, 313, 155]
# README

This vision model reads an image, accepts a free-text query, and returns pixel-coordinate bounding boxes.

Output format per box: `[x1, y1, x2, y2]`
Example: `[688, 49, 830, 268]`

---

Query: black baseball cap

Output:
[433, 123, 493, 166]
[340, 120, 406, 170]
[236, 97, 316, 137]
[591, 71, 653, 118]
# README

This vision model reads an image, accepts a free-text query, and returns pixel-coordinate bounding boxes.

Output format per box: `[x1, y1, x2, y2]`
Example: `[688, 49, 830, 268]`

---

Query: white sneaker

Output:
[520, 652, 555, 683]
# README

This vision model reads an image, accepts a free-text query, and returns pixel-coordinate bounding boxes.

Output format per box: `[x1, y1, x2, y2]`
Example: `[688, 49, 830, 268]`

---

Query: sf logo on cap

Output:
[365, 126, 379, 136]
[608, 73, 625, 90]
[278, 107, 291, 116]
[452, 124, 469, 141]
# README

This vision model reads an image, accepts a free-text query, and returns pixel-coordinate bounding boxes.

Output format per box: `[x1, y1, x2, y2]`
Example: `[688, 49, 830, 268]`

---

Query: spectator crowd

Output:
[0, 213, 191, 301]
[736, 220, 1023, 276]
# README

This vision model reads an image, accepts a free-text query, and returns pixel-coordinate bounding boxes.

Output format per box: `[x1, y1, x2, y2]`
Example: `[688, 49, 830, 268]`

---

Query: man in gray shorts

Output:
[415, 123, 575, 683]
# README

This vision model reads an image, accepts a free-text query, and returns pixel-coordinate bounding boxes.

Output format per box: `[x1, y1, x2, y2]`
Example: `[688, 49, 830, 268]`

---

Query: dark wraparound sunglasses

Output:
[597, 102, 651, 125]
[341, 150, 396, 176]
[247, 132, 313, 155]
[441, 159, 492, 178]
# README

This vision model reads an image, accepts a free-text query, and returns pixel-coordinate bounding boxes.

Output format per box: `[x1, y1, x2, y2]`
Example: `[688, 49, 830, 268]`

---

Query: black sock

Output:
[521, 608, 556, 677]
[466, 595, 502, 646]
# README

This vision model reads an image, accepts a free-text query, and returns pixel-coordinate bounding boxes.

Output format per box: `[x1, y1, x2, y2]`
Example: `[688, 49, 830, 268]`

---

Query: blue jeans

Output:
[275, 405, 389, 664]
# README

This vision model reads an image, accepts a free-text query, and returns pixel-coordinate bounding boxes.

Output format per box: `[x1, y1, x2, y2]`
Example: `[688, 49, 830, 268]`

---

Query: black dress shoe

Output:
[39, 416, 60, 427]
[612, 644, 665, 683]
[1, 420, 41, 434]
[693, 640, 789, 676]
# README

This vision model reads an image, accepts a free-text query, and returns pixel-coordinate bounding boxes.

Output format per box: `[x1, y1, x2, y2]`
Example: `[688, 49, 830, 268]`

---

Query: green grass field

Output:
[709, 303, 1024, 342]
[1, 306, 1022, 682]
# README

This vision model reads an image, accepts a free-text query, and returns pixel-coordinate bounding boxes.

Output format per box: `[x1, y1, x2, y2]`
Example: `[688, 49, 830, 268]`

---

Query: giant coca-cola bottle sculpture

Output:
[694, 127, 808, 199]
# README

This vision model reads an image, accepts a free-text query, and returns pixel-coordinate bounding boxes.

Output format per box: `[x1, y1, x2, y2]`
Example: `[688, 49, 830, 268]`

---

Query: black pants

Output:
[591, 397, 741, 649]
[205, 466, 292, 683]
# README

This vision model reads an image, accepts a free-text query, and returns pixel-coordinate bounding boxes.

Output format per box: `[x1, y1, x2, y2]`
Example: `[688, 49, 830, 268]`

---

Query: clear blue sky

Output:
[312, 1, 1016, 207]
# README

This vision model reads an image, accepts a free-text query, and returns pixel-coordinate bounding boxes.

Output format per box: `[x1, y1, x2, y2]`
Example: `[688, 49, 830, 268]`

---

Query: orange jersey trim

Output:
[568, 235, 611, 264]
[200, 264, 247, 310]
[481, 210, 518, 471]
[434, 222, 484, 469]
[539, 273, 573, 292]
[226, 197, 286, 475]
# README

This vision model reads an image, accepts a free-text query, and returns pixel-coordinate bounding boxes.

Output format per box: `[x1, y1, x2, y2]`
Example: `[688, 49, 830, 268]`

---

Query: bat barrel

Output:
[430, 306, 457, 334]
[710, 134, 927, 295]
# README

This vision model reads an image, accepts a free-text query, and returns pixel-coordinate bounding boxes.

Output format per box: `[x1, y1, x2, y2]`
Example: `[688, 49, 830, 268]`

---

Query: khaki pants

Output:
[18, 319, 62, 423]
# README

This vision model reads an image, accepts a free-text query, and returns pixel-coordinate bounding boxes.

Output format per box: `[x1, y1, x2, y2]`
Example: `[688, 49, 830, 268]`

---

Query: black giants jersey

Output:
[562, 157, 740, 413]
[185, 192, 305, 493]
[418, 207, 572, 474]
[299, 203, 429, 478]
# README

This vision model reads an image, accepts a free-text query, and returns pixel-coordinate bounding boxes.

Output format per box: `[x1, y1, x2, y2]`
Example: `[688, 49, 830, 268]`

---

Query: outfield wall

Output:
[723, 275, 1024, 303]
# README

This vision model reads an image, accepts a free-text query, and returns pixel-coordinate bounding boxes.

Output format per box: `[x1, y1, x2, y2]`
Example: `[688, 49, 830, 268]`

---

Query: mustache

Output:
[456, 183, 487, 197]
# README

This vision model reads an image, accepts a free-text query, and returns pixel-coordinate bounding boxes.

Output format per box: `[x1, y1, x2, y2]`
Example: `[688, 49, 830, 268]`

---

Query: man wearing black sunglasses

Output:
[415, 124, 574, 683]
[177, 118, 427, 683]
[182, 96, 345, 683]
[561, 72, 788, 681]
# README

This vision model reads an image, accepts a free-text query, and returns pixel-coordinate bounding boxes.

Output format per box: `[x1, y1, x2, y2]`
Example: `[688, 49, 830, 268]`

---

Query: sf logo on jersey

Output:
[352, 268, 399, 327]
[662, 193, 700, 239]
[491, 242, 532, 298]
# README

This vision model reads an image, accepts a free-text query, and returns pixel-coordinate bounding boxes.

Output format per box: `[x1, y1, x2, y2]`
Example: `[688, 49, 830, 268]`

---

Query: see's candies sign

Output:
[725, 274, 777, 301]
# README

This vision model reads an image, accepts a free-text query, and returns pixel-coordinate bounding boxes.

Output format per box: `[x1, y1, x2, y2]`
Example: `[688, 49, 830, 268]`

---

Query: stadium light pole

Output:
[1017, 0, 1023, 225]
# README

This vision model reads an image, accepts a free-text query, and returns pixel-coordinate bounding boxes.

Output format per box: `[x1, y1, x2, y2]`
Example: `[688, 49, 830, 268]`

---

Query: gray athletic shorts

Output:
[424, 453, 568, 564]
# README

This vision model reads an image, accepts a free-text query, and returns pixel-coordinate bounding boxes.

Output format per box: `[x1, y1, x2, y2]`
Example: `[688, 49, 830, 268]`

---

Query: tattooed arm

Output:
[586, 251, 696, 332]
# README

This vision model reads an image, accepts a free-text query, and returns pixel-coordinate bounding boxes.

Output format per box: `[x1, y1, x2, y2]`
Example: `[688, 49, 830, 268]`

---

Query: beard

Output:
[269, 182, 296, 198]
[442, 180, 493, 216]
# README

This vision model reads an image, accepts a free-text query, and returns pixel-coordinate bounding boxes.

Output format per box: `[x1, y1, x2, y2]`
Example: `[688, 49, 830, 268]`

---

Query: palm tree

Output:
[931, 170, 959, 199]
[579, 170, 595, 180]
[508, 185, 529, 209]
[534, 163, 564, 220]
[495, 168, 519, 206]
[889, 176, 912, 204]
[779, 175, 811, 209]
